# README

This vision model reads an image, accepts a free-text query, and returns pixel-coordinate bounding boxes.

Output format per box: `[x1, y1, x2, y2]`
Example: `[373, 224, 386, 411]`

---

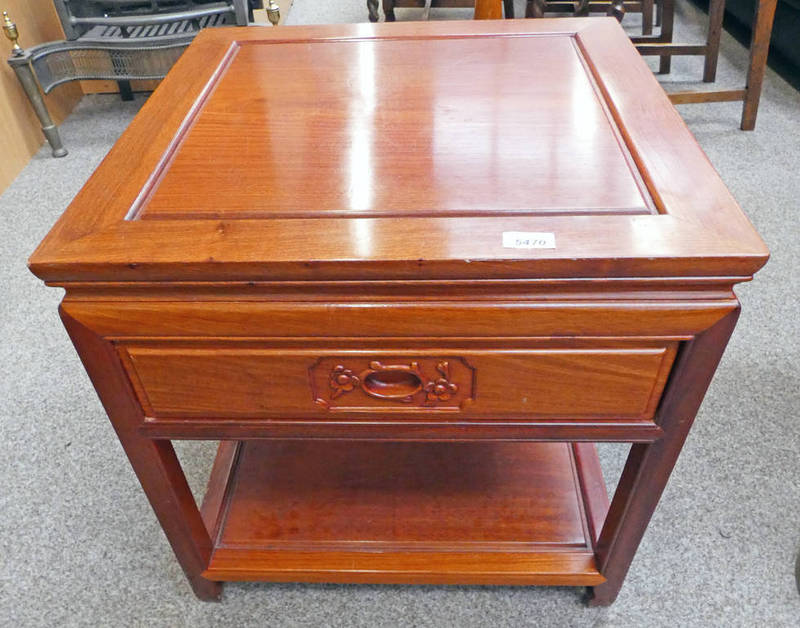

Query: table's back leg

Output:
[59, 305, 222, 601]
[588, 306, 740, 606]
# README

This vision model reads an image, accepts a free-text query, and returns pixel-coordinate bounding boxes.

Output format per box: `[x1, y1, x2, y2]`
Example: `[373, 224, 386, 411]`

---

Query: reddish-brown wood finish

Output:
[134, 36, 651, 221]
[201, 440, 608, 585]
[29, 20, 767, 283]
[589, 307, 741, 605]
[120, 343, 676, 420]
[59, 307, 221, 601]
[30, 20, 768, 606]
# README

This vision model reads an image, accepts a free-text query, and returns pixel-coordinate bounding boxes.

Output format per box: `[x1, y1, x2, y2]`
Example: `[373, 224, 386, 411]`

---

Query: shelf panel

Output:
[205, 548, 604, 585]
[202, 440, 609, 586]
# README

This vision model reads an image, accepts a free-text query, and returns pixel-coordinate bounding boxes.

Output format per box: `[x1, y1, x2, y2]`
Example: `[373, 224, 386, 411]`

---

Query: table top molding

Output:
[30, 19, 768, 283]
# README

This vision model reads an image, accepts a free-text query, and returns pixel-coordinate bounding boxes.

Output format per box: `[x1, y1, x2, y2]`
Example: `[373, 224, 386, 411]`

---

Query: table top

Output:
[30, 19, 768, 284]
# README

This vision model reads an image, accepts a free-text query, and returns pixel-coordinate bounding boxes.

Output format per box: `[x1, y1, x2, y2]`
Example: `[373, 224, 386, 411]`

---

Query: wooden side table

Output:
[29, 19, 768, 606]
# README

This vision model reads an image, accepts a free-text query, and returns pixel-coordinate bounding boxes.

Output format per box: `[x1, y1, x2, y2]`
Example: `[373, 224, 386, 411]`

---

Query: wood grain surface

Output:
[28, 19, 768, 284]
[135, 33, 652, 220]
[120, 343, 676, 420]
[201, 440, 608, 585]
[30, 19, 769, 605]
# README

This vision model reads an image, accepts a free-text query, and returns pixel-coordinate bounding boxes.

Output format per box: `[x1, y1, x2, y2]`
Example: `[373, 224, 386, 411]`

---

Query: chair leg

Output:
[658, 0, 675, 74]
[527, 0, 546, 18]
[10, 61, 67, 158]
[702, 0, 725, 82]
[368, 0, 380, 22]
[641, 0, 654, 35]
[607, 0, 625, 21]
[117, 79, 134, 101]
[382, 0, 396, 21]
[741, 0, 778, 130]
[504, 0, 515, 17]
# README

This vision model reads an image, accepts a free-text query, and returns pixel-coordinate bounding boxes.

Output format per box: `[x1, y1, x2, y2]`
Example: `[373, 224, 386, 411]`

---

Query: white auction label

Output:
[502, 231, 556, 249]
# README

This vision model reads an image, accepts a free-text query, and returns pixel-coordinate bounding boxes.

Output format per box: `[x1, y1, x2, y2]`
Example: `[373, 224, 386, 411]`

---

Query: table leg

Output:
[703, 0, 726, 82]
[588, 307, 740, 605]
[368, 0, 380, 21]
[741, 0, 778, 130]
[60, 306, 221, 601]
[658, 0, 675, 73]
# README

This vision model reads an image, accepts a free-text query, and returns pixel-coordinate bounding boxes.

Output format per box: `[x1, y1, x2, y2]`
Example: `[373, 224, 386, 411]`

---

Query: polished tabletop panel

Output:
[134, 33, 654, 220]
[29, 20, 768, 283]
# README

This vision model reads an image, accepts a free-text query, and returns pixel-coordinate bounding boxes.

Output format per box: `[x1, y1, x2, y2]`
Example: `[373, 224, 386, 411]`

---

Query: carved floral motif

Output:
[326, 360, 460, 405]
[329, 365, 360, 399]
[424, 361, 458, 403]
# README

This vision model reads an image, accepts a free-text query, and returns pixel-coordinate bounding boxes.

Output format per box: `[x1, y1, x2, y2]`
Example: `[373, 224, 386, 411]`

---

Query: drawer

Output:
[119, 342, 677, 421]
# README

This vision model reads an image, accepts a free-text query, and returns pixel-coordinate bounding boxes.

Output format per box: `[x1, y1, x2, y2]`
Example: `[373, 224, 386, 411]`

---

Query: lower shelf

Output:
[200, 440, 609, 586]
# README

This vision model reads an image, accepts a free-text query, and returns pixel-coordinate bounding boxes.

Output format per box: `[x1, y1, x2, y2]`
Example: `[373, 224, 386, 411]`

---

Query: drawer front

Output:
[120, 342, 677, 421]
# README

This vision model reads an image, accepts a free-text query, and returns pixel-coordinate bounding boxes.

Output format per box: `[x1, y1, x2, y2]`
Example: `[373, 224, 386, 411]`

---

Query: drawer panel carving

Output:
[120, 342, 677, 422]
[311, 357, 476, 411]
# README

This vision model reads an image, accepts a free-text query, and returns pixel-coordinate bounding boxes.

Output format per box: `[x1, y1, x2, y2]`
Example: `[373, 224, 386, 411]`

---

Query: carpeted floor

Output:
[1, 1, 799, 626]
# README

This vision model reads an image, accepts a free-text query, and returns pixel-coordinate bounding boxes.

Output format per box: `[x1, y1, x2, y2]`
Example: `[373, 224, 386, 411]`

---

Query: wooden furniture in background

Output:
[525, 0, 643, 31]
[29, 19, 768, 606]
[521, 0, 722, 81]
[373, 0, 514, 22]
[666, 0, 778, 130]
[81, 0, 293, 96]
[0, 0, 81, 191]
[631, 0, 721, 77]
[474, 0, 506, 18]
[2, 1, 259, 158]
[519, 0, 777, 129]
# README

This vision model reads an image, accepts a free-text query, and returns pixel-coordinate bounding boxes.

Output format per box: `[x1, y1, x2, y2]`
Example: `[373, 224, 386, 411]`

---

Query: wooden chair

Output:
[525, 0, 655, 34]
[369, 0, 514, 23]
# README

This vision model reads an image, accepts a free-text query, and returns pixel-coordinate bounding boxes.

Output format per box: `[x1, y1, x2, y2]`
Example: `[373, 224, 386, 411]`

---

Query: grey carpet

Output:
[1, 1, 799, 626]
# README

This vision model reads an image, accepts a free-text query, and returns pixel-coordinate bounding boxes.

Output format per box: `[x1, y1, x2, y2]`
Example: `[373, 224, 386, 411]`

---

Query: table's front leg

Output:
[588, 307, 739, 605]
[60, 305, 221, 601]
